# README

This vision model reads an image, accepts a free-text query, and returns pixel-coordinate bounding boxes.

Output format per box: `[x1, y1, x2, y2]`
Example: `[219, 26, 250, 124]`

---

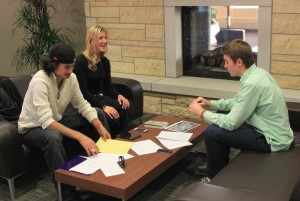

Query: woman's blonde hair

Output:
[83, 25, 108, 70]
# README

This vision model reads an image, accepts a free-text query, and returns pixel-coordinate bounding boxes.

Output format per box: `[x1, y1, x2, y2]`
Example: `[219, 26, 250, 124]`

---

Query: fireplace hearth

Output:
[164, 0, 271, 82]
[181, 6, 257, 81]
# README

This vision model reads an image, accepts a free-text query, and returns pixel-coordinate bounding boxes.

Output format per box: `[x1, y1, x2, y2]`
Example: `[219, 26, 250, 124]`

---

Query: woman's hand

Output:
[104, 105, 120, 119]
[118, 95, 130, 109]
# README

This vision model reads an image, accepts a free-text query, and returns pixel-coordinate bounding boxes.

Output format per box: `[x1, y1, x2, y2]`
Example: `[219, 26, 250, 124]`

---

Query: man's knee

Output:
[204, 124, 222, 141]
[44, 130, 63, 146]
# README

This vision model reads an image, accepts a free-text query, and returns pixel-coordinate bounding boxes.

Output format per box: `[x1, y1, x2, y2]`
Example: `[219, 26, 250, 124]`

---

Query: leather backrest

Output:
[112, 77, 143, 121]
[290, 179, 300, 201]
[9, 75, 32, 99]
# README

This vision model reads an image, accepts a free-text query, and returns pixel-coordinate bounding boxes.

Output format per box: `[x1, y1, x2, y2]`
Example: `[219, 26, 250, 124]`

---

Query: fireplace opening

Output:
[182, 6, 258, 81]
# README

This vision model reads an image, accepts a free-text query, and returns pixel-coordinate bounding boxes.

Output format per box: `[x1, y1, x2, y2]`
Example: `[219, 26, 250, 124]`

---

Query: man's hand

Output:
[192, 97, 211, 107]
[77, 133, 99, 156]
[118, 94, 130, 109]
[189, 101, 205, 117]
[97, 124, 111, 141]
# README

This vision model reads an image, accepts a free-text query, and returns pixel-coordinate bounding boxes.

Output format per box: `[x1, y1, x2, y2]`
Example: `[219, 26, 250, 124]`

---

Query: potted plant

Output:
[12, 0, 71, 72]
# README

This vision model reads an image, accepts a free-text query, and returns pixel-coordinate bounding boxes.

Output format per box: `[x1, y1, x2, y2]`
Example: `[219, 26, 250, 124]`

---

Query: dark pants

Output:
[96, 95, 130, 138]
[21, 108, 108, 174]
[204, 123, 271, 179]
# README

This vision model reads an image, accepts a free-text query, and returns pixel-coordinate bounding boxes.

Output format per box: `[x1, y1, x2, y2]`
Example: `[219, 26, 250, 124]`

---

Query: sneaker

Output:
[200, 176, 211, 184]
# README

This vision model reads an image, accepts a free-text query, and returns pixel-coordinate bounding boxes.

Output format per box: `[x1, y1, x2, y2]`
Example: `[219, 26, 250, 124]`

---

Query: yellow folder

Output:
[96, 137, 133, 154]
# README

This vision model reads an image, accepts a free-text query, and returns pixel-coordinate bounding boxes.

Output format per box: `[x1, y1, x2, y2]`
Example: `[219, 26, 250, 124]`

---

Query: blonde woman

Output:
[74, 25, 130, 139]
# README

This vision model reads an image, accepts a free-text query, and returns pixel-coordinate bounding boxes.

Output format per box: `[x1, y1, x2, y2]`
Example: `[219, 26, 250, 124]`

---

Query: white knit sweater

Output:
[18, 70, 97, 134]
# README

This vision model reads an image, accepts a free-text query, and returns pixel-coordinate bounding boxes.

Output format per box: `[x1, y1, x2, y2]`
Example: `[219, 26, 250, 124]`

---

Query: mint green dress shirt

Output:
[204, 64, 293, 152]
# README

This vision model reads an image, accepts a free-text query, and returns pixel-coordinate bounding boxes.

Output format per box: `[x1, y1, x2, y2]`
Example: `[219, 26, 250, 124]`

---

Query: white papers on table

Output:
[99, 161, 125, 177]
[69, 157, 102, 175]
[93, 153, 133, 177]
[131, 139, 162, 155]
[157, 131, 193, 141]
[70, 153, 133, 177]
[156, 131, 193, 149]
[90, 153, 133, 161]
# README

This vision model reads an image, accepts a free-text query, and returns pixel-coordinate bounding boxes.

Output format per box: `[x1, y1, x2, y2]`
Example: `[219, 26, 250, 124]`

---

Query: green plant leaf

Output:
[12, 0, 72, 72]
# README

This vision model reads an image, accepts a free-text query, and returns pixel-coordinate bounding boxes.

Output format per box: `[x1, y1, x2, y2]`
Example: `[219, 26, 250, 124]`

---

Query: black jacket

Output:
[0, 78, 22, 122]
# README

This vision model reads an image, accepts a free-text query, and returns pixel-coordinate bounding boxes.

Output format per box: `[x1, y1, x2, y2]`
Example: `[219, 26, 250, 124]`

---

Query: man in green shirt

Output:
[189, 39, 293, 182]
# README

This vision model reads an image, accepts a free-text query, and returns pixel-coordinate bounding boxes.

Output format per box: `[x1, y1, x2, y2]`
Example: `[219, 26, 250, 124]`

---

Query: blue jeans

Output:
[204, 123, 271, 179]
[21, 107, 109, 175]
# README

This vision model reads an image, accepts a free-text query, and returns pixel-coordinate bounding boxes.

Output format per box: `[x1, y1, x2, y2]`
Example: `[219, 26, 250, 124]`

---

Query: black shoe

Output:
[62, 191, 84, 201]
[61, 184, 84, 201]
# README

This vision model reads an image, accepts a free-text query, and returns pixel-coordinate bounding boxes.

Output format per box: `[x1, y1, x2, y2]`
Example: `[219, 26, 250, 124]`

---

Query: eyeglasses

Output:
[118, 156, 125, 169]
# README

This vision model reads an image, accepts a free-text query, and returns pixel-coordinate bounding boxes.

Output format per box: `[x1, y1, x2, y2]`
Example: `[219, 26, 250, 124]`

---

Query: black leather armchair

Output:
[0, 74, 143, 200]
[111, 77, 143, 123]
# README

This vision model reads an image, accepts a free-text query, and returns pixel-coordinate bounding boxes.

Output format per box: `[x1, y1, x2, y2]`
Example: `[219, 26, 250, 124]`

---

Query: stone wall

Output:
[271, 0, 300, 90]
[85, 0, 165, 77]
[144, 91, 200, 120]
[85, 0, 300, 117]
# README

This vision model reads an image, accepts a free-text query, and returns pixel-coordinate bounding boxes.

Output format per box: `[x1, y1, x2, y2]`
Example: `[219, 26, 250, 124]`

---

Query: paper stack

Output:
[156, 131, 193, 149]
[144, 120, 169, 129]
[69, 153, 134, 177]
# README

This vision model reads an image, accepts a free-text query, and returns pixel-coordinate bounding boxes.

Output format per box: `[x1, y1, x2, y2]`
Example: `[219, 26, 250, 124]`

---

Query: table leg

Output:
[57, 181, 62, 201]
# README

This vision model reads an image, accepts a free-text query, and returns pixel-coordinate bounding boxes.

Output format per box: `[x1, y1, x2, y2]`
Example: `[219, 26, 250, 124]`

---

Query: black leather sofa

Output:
[174, 103, 300, 201]
[0, 74, 143, 200]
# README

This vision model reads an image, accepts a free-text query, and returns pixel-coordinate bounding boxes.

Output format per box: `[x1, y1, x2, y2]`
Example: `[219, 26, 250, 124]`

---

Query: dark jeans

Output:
[21, 107, 108, 174]
[204, 123, 271, 179]
[96, 95, 130, 139]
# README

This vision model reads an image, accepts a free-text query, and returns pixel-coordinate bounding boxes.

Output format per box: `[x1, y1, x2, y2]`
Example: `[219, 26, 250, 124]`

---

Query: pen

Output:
[118, 156, 125, 168]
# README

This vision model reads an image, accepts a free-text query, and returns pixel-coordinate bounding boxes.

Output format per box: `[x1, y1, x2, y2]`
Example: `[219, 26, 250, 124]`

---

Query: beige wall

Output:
[0, 0, 86, 77]
[0, 1, 31, 76]
[212, 6, 259, 29]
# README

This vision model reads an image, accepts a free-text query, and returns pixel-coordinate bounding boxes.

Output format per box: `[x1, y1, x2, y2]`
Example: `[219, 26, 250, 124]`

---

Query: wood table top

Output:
[55, 115, 208, 200]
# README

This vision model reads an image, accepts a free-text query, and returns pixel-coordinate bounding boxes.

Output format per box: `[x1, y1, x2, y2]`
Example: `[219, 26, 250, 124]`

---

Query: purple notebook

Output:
[58, 156, 87, 171]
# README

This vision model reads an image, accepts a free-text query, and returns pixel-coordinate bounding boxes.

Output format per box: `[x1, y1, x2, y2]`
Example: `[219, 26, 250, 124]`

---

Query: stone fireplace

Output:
[181, 6, 260, 81]
[164, 0, 272, 80]
[86, 0, 300, 117]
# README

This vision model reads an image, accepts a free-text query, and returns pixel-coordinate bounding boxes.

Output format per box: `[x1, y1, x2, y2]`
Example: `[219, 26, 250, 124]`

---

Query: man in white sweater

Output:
[18, 43, 111, 201]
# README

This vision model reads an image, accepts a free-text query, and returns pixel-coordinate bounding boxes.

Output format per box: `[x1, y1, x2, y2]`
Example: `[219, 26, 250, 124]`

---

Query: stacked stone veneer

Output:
[84, 0, 300, 117]
[271, 0, 300, 90]
[84, 0, 165, 77]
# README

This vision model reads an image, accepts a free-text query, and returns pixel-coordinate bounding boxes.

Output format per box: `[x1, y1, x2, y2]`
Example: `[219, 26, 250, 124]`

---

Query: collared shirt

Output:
[204, 64, 293, 152]
[18, 70, 97, 134]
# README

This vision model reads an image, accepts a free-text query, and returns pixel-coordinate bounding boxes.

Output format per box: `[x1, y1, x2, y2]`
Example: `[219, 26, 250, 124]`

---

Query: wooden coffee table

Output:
[55, 115, 208, 201]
